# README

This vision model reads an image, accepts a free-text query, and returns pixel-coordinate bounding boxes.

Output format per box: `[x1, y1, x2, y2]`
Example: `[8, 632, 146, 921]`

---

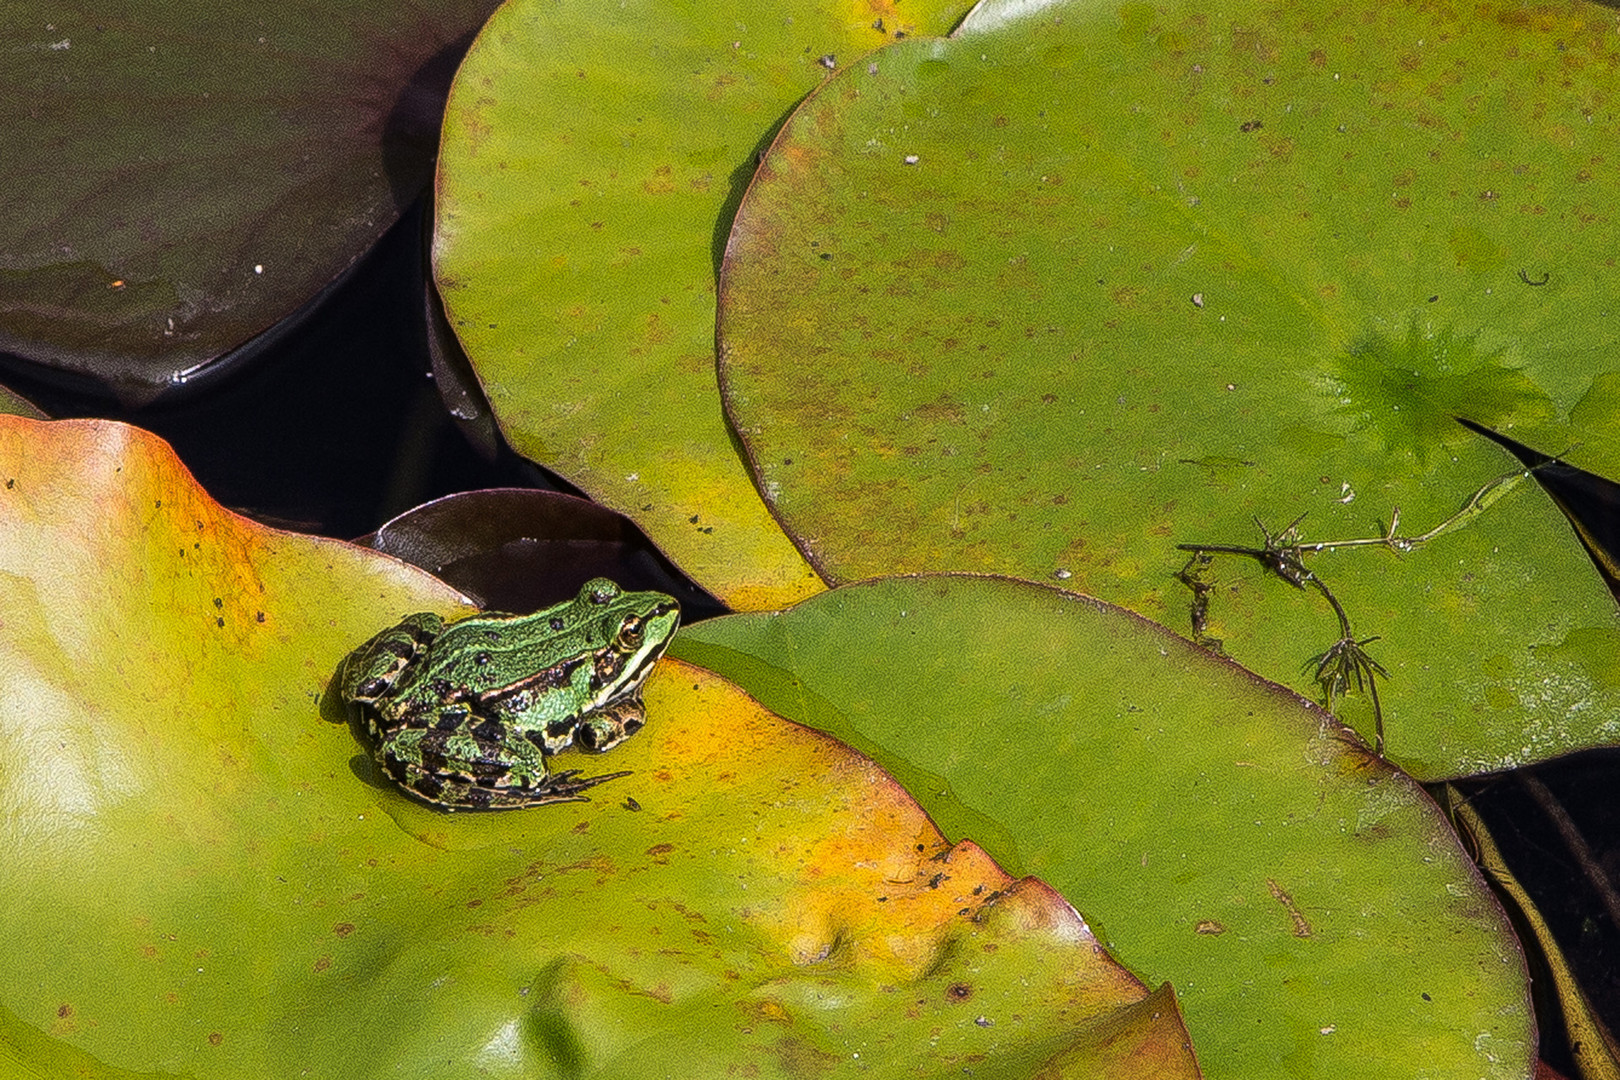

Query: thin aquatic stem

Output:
[1178, 514, 1388, 755]
[1173, 463, 1537, 759]
[1289, 468, 1526, 556]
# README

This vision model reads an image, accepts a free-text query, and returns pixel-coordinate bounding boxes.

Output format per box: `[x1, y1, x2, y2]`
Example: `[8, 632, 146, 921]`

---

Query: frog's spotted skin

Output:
[338, 578, 679, 810]
[340, 613, 442, 702]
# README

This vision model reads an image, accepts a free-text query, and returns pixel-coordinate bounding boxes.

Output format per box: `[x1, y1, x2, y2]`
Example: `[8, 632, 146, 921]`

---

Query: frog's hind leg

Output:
[340, 612, 444, 703]
[375, 726, 630, 810]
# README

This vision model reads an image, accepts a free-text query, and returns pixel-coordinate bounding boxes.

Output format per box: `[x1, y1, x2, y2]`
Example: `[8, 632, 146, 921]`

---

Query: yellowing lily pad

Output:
[716, 0, 1620, 778]
[433, 0, 977, 610]
[672, 575, 1533, 1080]
[0, 416, 1193, 1078]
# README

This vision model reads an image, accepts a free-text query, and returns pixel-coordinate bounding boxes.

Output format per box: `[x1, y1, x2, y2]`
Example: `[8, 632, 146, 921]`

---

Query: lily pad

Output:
[0, 0, 498, 403]
[716, 0, 1620, 778]
[0, 416, 1194, 1078]
[0, 384, 44, 419]
[432, 0, 977, 611]
[672, 575, 1532, 1080]
[357, 488, 727, 619]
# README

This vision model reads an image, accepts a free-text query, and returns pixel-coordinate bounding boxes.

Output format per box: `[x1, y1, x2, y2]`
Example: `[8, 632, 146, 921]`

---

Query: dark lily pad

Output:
[0, 0, 499, 403]
[358, 488, 727, 619]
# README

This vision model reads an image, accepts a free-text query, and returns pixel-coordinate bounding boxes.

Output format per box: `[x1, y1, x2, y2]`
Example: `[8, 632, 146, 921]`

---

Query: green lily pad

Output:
[671, 575, 1533, 1080]
[0, 416, 1197, 1078]
[716, 0, 1620, 778]
[0, 0, 498, 403]
[432, 0, 977, 611]
[0, 384, 44, 419]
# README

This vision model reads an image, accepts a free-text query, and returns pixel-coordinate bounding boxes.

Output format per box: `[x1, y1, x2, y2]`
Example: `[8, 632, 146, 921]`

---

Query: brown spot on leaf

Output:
[748, 1000, 793, 1025]
[1267, 878, 1312, 937]
[643, 163, 676, 195]
[913, 394, 967, 424]
[771, 1035, 839, 1074]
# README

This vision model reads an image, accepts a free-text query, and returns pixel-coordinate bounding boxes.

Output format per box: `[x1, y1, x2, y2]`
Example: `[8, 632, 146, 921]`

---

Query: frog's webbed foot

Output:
[481, 768, 634, 809]
[384, 753, 634, 810]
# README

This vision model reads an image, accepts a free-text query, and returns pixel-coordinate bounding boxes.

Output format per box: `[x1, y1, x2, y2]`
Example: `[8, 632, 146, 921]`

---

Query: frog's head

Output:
[580, 578, 681, 707]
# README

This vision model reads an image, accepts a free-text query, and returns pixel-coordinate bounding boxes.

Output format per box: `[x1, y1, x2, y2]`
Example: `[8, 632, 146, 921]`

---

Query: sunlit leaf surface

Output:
[717, 0, 1620, 779]
[434, 0, 976, 610]
[0, 418, 1190, 1078]
[674, 575, 1532, 1080]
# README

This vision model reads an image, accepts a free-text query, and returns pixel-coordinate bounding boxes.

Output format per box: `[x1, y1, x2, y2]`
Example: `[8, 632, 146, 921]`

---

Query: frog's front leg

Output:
[574, 697, 647, 753]
[374, 724, 629, 810]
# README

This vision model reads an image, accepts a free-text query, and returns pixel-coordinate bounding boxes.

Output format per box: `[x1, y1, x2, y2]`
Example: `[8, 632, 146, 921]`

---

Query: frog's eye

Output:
[356, 677, 389, 699]
[615, 617, 644, 650]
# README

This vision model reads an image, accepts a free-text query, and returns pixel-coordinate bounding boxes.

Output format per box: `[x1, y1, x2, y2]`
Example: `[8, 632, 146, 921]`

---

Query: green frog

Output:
[337, 578, 680, 809]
